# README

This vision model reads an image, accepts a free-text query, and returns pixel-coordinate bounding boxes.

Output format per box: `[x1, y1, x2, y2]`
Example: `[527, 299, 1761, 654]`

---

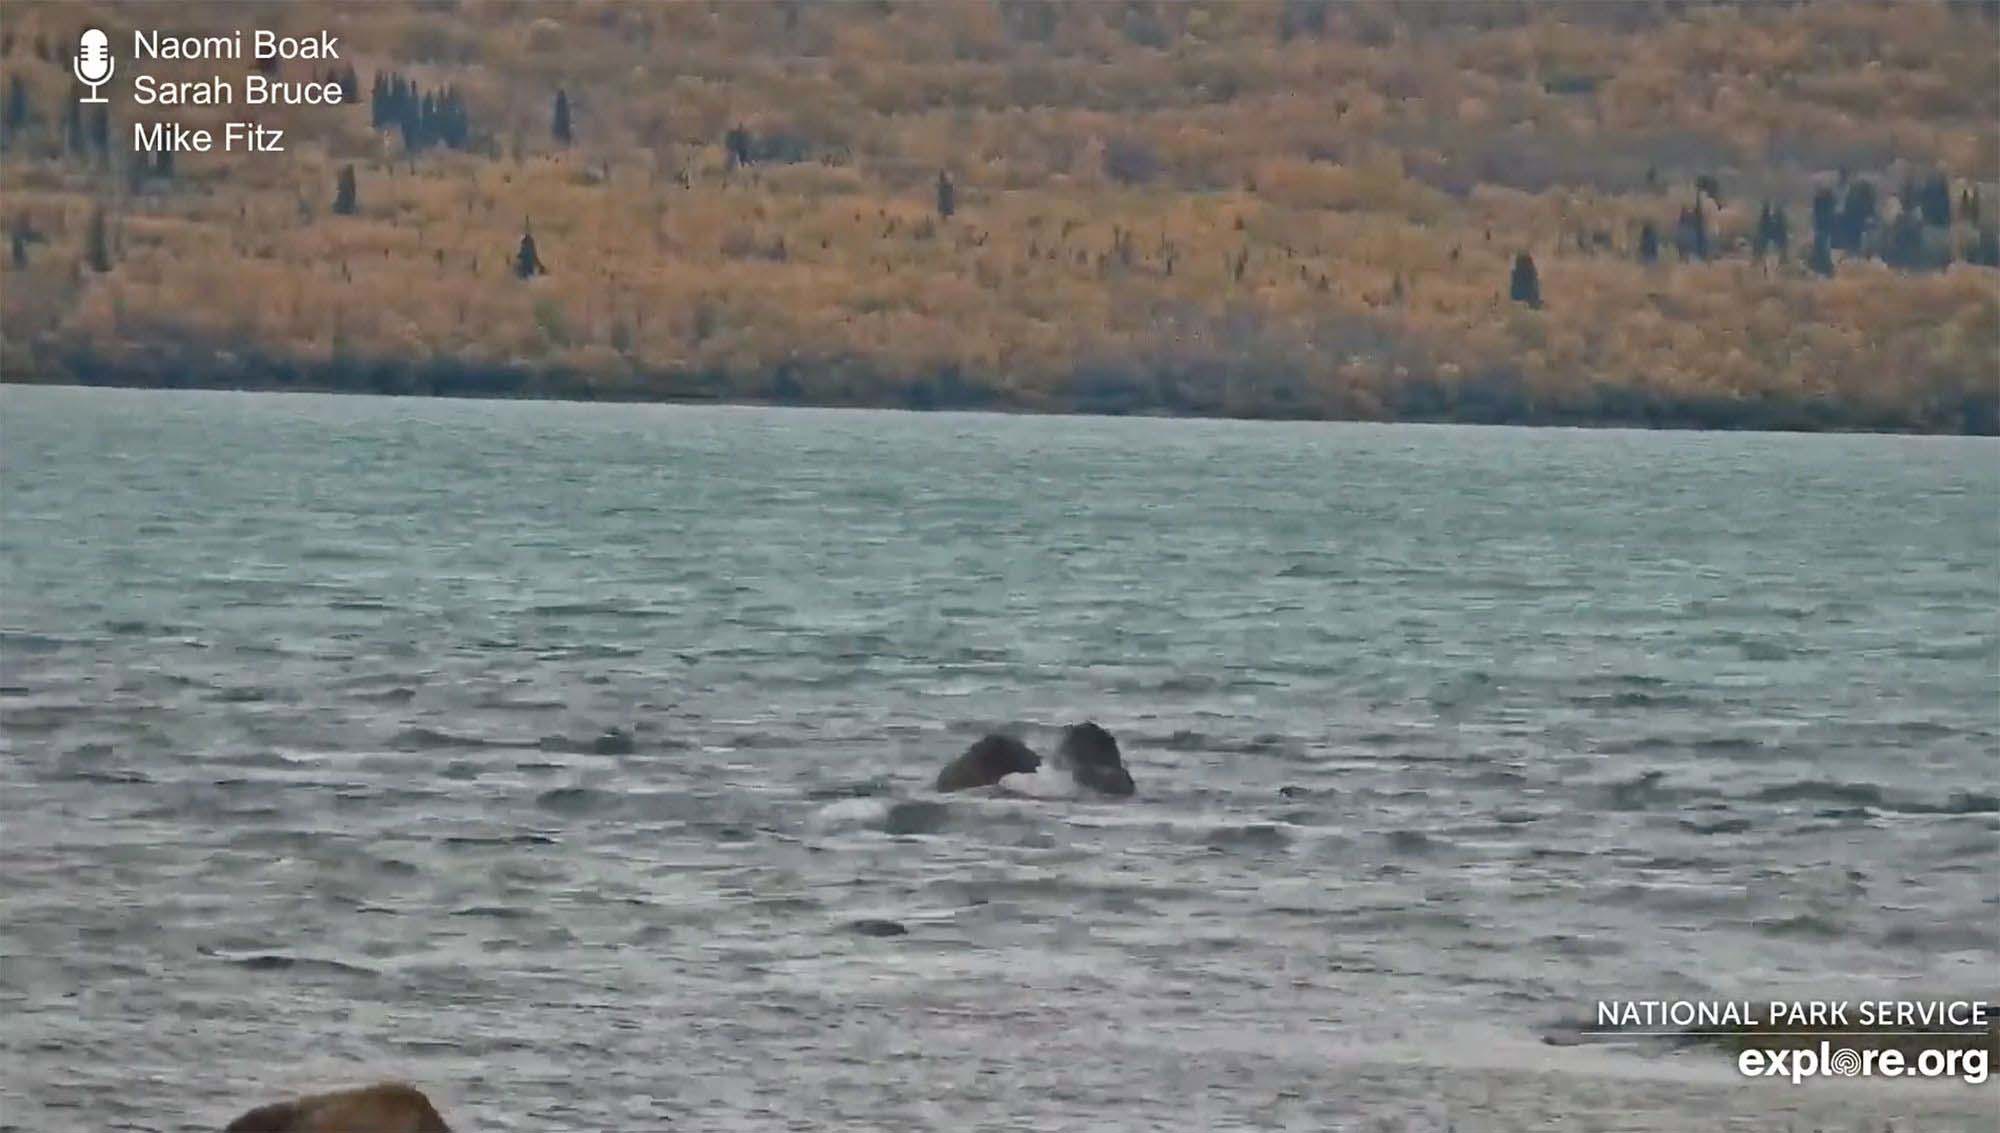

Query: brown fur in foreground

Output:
[223, 1082, 450, 1133]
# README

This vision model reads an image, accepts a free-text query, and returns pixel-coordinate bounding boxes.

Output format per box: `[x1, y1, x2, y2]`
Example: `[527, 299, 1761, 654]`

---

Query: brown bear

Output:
[934, 733, 1042, 792]
[223, 1082, 451, 1133]
[1057, 722, 1135, 796]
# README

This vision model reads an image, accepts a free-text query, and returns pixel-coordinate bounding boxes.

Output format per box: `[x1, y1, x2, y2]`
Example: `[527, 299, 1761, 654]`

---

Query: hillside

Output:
[2, 1, 1997, 431]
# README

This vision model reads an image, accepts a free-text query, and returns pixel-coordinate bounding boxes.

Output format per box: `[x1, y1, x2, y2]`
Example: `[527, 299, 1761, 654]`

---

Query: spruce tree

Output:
[1918, 172, 1951, 227]
[1509, 252, 1541, 308]
[1836, 180, 1876, 252]
[1807, 231, 1835, 277]
[438, 87, 468, 150]
[936, 170, 955, 219]
[85, 207, 111, 273]
[1637, 221, 1660, 264]
[1882, 210, 1926, 271]
[515, 226, 545, 278]
[1968, 228, 2000, 268]
[3, 75, 26, 138]
[1811, 187, 1837, 247]
[552, 88, 572, 146]
[333, 164, 358, 215]
[1753, 201, 1789, 262]
[418, 92, 437, 150]
[1677, 202, 1708, 261]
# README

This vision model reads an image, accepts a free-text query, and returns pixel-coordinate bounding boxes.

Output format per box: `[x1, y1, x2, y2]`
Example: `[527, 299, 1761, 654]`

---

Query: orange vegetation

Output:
[1, 1, 1995, 430]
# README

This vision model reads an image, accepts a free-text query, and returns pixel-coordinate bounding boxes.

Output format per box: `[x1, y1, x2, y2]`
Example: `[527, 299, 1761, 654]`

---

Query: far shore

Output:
[5, 356, 1992, 437]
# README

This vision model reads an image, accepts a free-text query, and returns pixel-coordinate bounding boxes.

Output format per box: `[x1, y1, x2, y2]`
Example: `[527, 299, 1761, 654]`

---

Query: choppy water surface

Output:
[2, 386, 1995, 1131]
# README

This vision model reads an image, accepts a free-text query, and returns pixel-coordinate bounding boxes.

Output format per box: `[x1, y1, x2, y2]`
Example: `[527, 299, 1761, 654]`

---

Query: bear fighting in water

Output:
[934, 723, 1135, 797]
[1053, 721, 1136, 797]
[934, 733, 1042, 792]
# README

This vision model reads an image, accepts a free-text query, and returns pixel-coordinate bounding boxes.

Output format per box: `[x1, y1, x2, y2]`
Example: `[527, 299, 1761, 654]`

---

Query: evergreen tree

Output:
[515, 226, 545, 278]
[88, 105, 109, 156]
[936, 170, 955, 219]
[3, 74, 27, 137]
[64, 98, 82, 156]
[1509, 251, 1541, 308]
[333, 164, 358, 215]
[397, 97, 420, 152]
[368, 72, 470, 153]
[1676, 202, 1708, 260]
[1918, 172, 1951, 227]
[1968, 228, 2000, 269]
[85, 207, 110, 273]
[725, 123, 752, 169]
[1637, 220, 1660, 264]
[552, 88, 572, 146]
[154, 147, 173, 179]
[437, 87, 468, 150]
[1807, 231, 1835, 277]
[1882, 210, 1928, 271]
[1811, 187, 1838, 247]
[420, 91, 438, 150]
[1836, 179, 1876, 252]
[385, 75, 417, 143]
[1753, 201, 1789, 262]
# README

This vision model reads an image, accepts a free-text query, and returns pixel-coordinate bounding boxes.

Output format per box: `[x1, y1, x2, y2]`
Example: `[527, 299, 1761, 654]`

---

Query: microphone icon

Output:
[74, 28, 114, 104]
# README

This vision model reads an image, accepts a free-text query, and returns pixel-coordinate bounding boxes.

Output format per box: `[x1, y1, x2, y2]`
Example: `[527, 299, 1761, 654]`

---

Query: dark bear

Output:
[224, 1082, 451, 1133]
[934, 733, 1041, 792]
[1057, 722, 1135, 796]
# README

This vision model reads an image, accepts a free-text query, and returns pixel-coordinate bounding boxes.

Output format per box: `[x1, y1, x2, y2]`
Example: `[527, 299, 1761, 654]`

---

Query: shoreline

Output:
[5, 359, 1992, 437]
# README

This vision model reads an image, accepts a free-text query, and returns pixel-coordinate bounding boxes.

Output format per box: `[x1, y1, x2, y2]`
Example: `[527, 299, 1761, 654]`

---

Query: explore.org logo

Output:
[1739, 1042, 1989, 1085]
[1589, 999, 1994, 1086]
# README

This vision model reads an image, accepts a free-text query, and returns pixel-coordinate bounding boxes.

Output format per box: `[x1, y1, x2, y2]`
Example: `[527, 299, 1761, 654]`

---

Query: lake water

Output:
[1, 386, 1994, 1131]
